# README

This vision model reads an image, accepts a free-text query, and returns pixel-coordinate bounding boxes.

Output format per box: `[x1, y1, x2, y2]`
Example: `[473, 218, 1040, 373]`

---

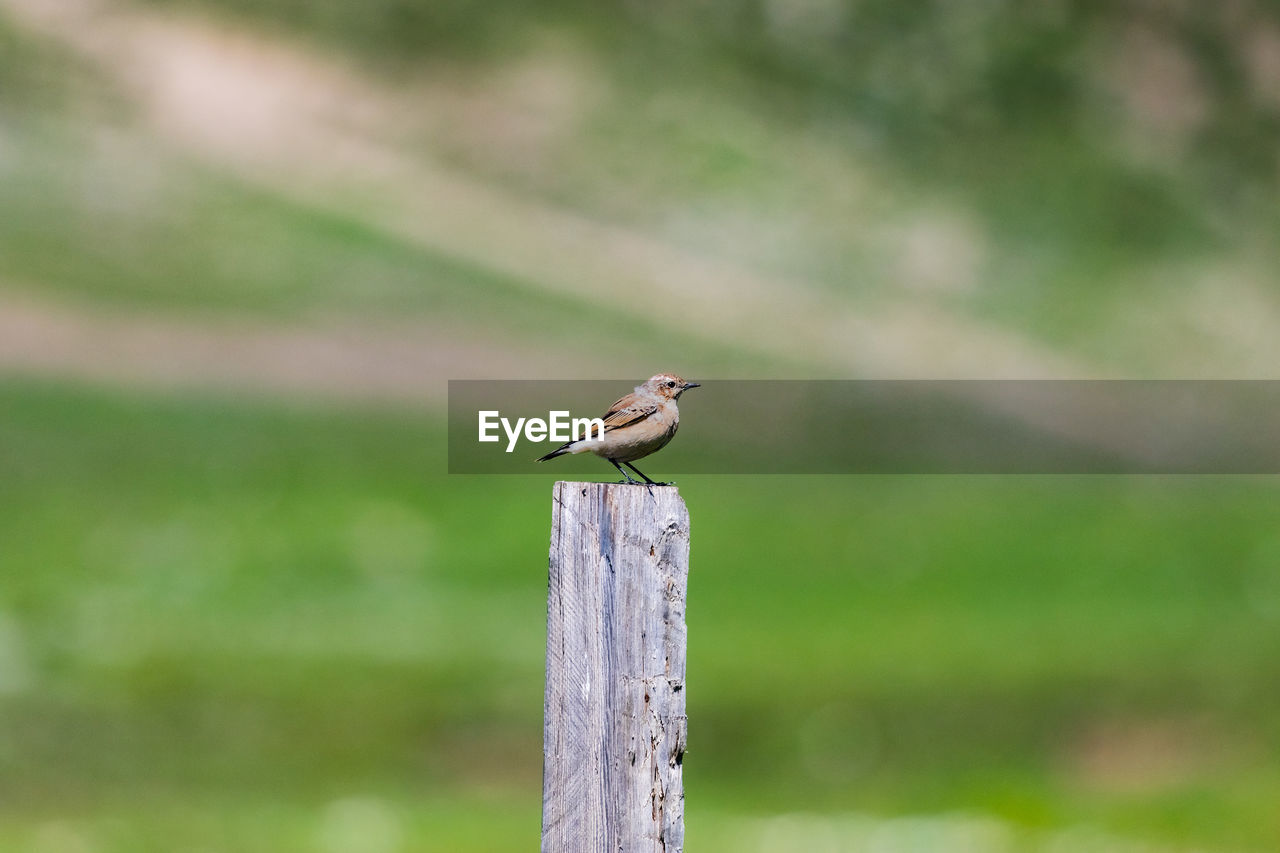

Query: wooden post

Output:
[542, 481, 690, 853]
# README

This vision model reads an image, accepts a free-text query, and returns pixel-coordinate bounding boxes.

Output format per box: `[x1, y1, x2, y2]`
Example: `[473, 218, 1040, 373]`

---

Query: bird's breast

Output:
[597, 402, 679, 462]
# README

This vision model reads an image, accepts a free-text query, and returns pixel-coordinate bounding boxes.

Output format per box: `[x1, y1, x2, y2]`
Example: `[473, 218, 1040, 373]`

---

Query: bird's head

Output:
[644, 373, 701, 400]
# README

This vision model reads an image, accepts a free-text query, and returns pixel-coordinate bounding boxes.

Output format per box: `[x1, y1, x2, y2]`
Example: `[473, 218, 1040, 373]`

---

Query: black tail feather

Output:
[537, 443, 572, 462]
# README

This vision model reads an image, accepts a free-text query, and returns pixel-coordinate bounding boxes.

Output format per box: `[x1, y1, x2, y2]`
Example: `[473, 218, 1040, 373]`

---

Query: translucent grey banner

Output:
[448, 380, 1280, 474]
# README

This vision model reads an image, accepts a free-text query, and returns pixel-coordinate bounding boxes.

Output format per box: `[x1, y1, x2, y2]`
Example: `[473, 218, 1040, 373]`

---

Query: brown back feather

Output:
[600, 392, 659, 432]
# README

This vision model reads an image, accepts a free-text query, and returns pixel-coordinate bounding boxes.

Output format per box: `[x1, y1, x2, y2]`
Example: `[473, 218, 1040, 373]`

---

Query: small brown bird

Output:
[537, 373, 700, 485]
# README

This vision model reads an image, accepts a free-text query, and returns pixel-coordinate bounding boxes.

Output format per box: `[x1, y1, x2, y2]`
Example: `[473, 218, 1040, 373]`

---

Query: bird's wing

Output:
[601, 393, 659, 432]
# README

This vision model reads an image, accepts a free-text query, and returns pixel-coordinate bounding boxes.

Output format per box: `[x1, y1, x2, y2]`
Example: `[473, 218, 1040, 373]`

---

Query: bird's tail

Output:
[537, 443, 573, 462]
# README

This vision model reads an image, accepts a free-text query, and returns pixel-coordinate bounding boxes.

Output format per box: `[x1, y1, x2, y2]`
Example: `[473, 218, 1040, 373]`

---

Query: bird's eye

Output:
[666, 380, 675, 388]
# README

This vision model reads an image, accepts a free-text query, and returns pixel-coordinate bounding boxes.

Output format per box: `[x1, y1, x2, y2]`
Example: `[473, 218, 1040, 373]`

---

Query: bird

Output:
[537, 373, 700, 485]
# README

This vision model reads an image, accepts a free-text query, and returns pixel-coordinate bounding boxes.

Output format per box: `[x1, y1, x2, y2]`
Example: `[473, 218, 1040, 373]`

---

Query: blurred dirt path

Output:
[0, 0, 1092, 389]
[0, 293, 595, 405]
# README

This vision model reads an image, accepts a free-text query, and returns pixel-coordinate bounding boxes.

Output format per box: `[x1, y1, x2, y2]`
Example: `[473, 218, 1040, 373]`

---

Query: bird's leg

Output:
[609, 459, 640, 484]
[624, 462, 670, 486]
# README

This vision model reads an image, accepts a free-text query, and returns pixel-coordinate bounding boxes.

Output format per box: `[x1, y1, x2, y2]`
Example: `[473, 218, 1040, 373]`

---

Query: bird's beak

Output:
[683, 381, 701, 389]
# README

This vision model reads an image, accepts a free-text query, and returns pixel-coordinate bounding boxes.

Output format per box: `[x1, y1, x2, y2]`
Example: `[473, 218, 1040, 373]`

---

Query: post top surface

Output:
[555, 480, 680, 491]
[551, 480, 689, 520]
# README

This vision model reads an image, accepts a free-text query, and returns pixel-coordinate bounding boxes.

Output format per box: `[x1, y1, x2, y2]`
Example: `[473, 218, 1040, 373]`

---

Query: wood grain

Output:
[542, 481, 690, 853]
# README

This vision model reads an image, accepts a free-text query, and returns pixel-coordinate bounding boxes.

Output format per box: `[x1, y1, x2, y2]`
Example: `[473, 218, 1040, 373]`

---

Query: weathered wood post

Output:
[541, 481, 690, 853]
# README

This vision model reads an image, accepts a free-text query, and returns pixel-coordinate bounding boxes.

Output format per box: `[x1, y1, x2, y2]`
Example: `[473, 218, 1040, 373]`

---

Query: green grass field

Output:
[3, 381, 1279, 851]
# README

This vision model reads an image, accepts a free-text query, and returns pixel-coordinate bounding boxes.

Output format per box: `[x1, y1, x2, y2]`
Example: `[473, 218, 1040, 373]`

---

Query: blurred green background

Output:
[3, 0, 1280, 850]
